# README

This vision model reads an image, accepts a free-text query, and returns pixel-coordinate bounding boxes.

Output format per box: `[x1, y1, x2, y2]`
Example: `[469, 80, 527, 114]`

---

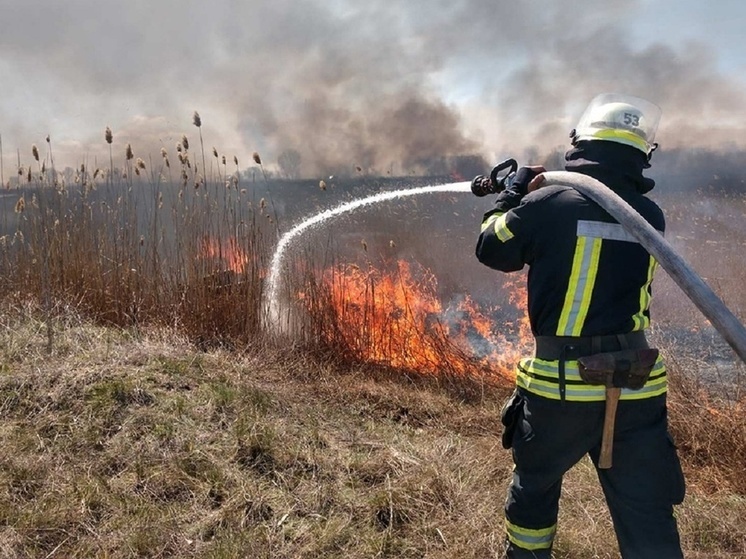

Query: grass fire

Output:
[0, 127, 744, 558]
[300, 259, 530, 380]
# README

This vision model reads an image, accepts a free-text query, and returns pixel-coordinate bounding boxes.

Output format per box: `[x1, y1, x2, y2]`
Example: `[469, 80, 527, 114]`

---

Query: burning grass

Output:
[1, 129, 745, 556]
[297, 258, 530, 387]
[0, 133, 272, 349]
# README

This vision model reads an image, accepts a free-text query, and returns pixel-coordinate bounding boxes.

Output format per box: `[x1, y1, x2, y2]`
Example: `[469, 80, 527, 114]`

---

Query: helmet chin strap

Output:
[647, 142, 659, 163]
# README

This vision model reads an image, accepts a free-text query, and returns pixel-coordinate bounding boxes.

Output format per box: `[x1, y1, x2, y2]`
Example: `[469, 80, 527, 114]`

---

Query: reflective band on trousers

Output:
[516, 356, 668, 401]
[506, 519, 556, 551]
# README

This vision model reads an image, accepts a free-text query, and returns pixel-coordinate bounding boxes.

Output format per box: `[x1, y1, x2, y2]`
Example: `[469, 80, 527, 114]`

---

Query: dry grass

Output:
[0, 303, 744, 558]
[0, 133, 745, 557]
[0, 135, 271, 348]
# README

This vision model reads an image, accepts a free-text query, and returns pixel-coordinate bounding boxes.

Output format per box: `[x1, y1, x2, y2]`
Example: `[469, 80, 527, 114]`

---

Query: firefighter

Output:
[474, 93, 685, 558]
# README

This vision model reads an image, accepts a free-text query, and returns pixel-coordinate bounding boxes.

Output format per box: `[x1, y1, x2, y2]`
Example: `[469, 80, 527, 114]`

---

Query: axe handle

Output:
[599, 387, 622, 469]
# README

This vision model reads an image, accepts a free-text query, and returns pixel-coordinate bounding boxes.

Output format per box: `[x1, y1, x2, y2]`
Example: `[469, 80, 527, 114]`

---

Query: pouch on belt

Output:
[577, 348, 659, 389]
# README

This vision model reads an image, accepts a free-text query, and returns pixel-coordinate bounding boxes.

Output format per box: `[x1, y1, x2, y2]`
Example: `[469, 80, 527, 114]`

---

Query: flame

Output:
[307, 260, 532, 381]
[200, 236, 249, 273]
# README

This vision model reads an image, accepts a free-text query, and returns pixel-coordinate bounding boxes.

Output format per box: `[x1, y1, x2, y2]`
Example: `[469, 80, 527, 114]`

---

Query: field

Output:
[0, 138, 745, 558]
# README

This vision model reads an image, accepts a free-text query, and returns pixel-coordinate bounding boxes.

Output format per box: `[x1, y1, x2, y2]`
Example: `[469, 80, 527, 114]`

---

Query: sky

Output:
[1, 0, 746, 177]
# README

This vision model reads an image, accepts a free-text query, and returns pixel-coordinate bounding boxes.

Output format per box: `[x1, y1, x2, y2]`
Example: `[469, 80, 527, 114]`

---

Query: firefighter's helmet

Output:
[571, 93, 661, 156]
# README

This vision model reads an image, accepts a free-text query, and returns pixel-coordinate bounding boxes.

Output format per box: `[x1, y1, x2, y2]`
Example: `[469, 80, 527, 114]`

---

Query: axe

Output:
[599, 387, 621, 469]
[578, 348, 660, 469]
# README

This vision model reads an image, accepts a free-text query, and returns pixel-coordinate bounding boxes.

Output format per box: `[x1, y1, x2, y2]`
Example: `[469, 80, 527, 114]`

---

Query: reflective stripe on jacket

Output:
[475, 171, 667, 401]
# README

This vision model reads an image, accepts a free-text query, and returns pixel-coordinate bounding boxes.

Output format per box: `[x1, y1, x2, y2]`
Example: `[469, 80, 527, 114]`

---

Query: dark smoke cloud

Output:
[1, 0, 746, 177]
[495, 26, 746, 152]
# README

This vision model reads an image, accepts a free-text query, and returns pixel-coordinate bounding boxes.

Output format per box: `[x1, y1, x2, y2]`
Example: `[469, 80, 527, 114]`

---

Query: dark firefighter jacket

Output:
[476, 142, 667, 402]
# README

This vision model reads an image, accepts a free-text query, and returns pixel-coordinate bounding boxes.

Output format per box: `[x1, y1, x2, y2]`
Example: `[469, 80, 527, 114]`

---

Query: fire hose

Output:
[539, 170, 746, 364]
[479, 163, 746, 468]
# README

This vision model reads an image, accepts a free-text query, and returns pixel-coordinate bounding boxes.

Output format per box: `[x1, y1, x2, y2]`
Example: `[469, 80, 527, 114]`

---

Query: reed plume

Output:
[43, 134, 55, 171]
[192, 113, 208, 186]
[181, 135, 189, 151]
[105, 127, 114, 185]
[32, 145, 39, 162]
[126, 144, 134, 161]
[252, 151, 270, 185]
[158, 147, 170, 169]
[14, 196, 25, 213]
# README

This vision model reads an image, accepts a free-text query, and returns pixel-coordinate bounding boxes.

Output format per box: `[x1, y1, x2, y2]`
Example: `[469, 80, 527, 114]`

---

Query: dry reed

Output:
[0, 131, 743, 558]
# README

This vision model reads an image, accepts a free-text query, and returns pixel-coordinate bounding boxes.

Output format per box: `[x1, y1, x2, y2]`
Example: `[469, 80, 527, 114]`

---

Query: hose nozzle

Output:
[471, 158, 518, 197]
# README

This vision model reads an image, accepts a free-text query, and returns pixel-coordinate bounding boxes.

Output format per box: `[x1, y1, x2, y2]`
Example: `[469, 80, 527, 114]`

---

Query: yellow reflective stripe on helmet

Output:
[506, 520, 556, 551]
[557, 236, 603, 336]
[592, 128, 648, 152]
[632, 256, 658, 331]
[516, 357, 668, 401]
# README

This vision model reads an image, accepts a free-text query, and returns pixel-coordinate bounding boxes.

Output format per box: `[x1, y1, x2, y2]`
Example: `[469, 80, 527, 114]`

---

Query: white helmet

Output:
[572, 93, 662, 156]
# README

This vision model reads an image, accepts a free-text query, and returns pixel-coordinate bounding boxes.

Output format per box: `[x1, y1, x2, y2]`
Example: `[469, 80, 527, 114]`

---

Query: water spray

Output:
[263, 181, 470, 334]
[264, 167, 746, 367]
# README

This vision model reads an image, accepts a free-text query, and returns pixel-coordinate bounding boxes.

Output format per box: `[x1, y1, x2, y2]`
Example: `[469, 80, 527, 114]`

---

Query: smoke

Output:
[2, 0, 746, 177]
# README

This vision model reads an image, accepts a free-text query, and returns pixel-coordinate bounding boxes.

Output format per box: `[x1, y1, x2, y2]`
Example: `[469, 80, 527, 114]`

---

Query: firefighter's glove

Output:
[508, 166, 543, 197]
[492, 165, 547, 212]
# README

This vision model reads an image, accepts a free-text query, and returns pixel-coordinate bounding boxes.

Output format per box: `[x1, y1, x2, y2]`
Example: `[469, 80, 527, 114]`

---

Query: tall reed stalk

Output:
[193, 112, 209, 194]
[105, 126, 113, 186]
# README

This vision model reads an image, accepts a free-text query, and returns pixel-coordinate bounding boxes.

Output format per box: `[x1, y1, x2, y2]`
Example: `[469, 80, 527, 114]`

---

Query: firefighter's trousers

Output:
[504, 390, 685, 559]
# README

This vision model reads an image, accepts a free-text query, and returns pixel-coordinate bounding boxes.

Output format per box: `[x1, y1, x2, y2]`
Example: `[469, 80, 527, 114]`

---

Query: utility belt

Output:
[502, 332, 666, 452]
[516, 332, 666, 402]
[535, 331, 649, 360]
